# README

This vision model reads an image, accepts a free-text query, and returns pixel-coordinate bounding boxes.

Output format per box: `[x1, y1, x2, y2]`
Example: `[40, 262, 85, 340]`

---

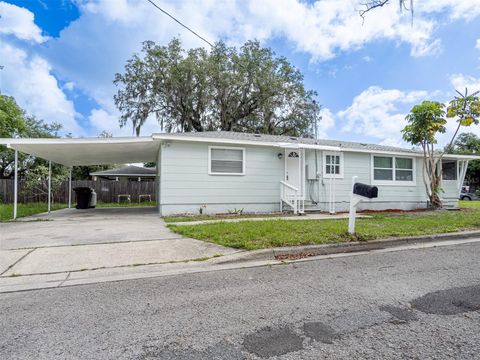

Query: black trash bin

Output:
[73, 187, 92, 209]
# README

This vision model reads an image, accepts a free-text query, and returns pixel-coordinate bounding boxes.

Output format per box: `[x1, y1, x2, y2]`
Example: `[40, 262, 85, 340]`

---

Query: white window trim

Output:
[371, 154, 416, 186]
[323, 152, 344, 179]
[208, 146, 246, 176]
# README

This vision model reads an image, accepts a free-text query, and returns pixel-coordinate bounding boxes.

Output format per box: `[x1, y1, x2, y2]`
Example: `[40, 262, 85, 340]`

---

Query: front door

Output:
[285, 150, 300, 189]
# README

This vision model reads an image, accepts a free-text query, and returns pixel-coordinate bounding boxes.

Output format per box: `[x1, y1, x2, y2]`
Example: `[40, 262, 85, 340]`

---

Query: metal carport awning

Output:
[0, 137, 161, 219]
[3, 137, 161, 166]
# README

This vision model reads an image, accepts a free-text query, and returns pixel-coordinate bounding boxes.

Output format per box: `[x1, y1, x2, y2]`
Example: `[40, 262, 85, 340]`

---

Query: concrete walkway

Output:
[0, 207, 238, 278]
[168, 212, 370, 226]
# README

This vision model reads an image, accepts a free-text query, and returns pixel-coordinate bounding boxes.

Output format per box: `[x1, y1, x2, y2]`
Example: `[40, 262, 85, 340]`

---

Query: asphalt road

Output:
[1, 241, 480, 359]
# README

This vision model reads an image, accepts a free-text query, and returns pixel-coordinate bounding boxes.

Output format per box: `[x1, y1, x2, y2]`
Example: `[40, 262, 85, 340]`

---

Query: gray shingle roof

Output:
[157, 131, 421, 154]
[90, 165, 156, 177]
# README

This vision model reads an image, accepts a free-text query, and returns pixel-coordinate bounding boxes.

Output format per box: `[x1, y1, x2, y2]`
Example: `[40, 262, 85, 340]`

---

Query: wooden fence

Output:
[0, 179, 157, 204]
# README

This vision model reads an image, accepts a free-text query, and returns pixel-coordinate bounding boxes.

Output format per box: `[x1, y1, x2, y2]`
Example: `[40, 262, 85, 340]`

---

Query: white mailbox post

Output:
[348, 176, 378, 234]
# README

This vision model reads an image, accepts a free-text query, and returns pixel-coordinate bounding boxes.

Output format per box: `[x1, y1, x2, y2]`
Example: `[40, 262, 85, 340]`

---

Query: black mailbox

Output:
[353, 183, 378, 199]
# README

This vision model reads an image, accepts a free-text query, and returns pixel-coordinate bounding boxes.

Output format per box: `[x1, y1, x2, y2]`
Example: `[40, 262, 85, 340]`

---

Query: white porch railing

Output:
[280, 181, 304, 214]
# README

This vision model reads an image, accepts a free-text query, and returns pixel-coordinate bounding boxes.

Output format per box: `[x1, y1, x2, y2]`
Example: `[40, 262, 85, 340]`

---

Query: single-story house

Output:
[2, 131, 478, 218]
[91, 165, 156, 182]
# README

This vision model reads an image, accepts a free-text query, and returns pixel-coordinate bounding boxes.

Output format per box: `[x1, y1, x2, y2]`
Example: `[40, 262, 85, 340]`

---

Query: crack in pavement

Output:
[0, 248, 36, 276]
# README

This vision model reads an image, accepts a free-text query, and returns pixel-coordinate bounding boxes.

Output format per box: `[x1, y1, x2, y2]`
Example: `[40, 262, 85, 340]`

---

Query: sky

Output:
[1, 0, 480, 148]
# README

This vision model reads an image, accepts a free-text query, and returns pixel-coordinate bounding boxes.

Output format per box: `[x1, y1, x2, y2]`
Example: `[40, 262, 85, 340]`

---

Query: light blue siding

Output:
[158, 142, 283, 215]
[158, 141, 459, 215]
[305, 150, 428, 211]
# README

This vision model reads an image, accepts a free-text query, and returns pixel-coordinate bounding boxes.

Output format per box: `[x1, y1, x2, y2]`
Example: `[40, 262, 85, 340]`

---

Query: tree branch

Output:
[359, 1, 413, 24]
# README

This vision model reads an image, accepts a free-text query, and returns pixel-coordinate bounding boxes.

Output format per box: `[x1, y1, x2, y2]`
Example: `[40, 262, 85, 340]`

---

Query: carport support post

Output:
[48, 160, 52, 213]
[13, 149, 18, 220]
[68, 167, 72, 209]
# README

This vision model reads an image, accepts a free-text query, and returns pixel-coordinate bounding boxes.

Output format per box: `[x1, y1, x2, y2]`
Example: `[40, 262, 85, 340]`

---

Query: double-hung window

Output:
[208, 147, 245, 175]
[372, 156, 415, 185]
[395, 158, 414, 181]
[323, 152, 343, 178]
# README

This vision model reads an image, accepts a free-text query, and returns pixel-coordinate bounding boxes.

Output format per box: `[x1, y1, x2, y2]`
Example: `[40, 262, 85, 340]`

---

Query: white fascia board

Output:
[154, 135, 344, 152]
[153, 134, 283, 148]
[442, 154, 480, 160]
[347, 148, 423, 157]
[298, 144, 342, 152]
[152, 134, 429, 157]
[277, 142, 300, 148]
[0, 136, 156, 146]
[90, 173, 156, 177]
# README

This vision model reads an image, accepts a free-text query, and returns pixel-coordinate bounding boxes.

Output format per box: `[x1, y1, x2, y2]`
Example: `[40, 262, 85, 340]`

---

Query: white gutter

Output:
[3, 134, 480, 160]
[90, 173, 156, 177]
[0, 137, 156, 146]
[153, 134, 290, 148]
[154, 134, 425, 157]
[298, 143, 343, 152]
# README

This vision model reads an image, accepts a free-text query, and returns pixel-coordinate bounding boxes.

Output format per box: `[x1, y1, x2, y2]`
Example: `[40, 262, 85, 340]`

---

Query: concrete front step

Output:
[303, 209, 324, 214]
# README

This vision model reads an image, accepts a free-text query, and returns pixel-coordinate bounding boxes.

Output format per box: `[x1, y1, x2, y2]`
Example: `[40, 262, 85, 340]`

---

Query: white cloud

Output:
[476, 39, 480, 50]
[0, 2, 82, 135]
[0, 41, 82, 135]
[450, 74, 480, 93]
[338, 83, 480, 147]
[316, 108, 335, 138]
[338, 86, 428, 145]
[418, 0, 480, 21]
[0, 1, 47, 43]
[63, 82, 76, 91]
[4, 0, 480, 137]
[41, 0, 469, 136]
[243, 0, 443, 60]
[87, 109, 127, 136]
[87, 108, 163, 137]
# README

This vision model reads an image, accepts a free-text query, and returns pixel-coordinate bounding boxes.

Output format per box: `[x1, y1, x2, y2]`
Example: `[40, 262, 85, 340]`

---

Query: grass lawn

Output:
[0, 203, 68, 221]
[168, 206, 480, 250]
[163, 212, 287, 223]
[0, 201, 156, 221]
[96, 201, 156, 208]
[459, 200, 480, 209]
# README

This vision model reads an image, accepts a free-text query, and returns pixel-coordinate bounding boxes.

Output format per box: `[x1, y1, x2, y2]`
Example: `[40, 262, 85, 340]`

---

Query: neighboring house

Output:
[91, 165, 156, 182]
[2, 131, 477, 216]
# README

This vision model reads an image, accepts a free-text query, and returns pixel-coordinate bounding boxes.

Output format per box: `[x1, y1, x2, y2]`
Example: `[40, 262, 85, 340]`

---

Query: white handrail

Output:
[280, 181, 299, 192]
[280, 181, 300, 214]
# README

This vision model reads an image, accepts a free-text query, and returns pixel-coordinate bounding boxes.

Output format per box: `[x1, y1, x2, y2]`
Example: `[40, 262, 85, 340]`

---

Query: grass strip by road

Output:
[0, 201, 157, 221]
[168, 208, 480, 250]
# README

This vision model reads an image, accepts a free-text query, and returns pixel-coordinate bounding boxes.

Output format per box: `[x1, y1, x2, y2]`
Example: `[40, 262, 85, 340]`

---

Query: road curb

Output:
[211, 230, 480, 265]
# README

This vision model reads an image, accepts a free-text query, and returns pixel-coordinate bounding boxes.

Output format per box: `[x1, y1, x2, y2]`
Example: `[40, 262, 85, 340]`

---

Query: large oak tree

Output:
[114, 39, 320, 136]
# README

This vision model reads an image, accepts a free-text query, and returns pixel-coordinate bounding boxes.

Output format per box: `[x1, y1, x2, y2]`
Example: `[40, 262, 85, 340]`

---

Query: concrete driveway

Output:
[0, 207, 236, 277]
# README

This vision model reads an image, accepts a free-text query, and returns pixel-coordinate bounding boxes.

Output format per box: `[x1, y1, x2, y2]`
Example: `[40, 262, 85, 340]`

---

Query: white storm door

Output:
[285, 150, 301, 189]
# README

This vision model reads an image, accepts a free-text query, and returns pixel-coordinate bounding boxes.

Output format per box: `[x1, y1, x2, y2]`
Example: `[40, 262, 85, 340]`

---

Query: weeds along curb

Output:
[211, 230, 480, 265]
